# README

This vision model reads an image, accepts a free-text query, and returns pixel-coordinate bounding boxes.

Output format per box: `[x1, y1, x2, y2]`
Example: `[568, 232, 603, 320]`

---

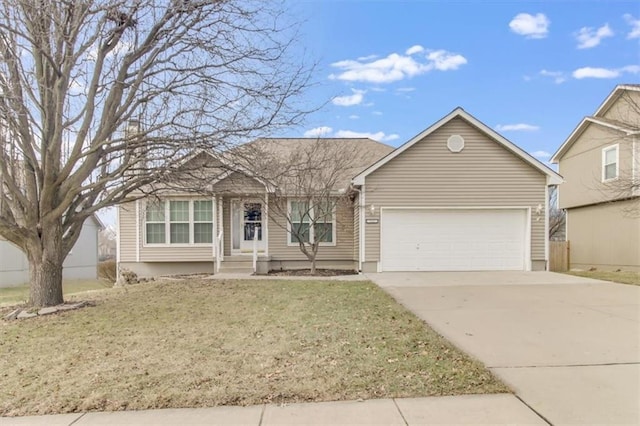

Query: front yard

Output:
[0, 278, 506, 416]
[566, 270, 640, 286]
[0, 279, 112, 307]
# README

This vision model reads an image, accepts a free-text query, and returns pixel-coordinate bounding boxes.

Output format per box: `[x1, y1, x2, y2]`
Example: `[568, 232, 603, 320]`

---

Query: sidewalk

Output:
[2, 395, 547, 425]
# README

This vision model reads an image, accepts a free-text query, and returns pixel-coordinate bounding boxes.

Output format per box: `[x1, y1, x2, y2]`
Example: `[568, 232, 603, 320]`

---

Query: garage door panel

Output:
[381, 209, 526, 271]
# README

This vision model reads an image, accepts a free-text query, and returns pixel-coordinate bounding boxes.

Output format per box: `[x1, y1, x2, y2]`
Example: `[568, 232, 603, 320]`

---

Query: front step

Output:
[217, 256, 255, 274]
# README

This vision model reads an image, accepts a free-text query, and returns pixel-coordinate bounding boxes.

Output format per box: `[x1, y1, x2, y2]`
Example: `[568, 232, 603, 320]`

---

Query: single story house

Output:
[116, 107, 562, 276]
[0, 215, 103, 287]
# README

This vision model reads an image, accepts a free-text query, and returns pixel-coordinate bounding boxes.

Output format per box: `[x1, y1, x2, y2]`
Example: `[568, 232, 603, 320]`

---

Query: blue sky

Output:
[99, 1, 639, 226]
[283, 0, 640, 162]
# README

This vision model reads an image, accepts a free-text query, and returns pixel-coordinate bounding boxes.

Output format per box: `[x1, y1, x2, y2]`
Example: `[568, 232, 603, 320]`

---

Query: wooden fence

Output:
[549, 241, 570, 272]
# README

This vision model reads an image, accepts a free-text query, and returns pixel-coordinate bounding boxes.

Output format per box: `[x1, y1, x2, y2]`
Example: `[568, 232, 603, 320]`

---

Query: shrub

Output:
[98, 260, 117, 282]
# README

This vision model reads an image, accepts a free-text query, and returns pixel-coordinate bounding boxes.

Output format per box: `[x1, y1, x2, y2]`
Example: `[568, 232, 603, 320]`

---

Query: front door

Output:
[231, 199, 266, 254]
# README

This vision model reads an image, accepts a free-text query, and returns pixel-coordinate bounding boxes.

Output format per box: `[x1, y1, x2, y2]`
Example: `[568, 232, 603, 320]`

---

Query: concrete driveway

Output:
[368, 271, 640, 425]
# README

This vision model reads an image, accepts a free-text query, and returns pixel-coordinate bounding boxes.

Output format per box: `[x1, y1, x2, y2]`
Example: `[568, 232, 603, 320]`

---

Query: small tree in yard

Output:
[245, 139, 367, 274]
[548, 185, 565, 241]
[0, 0, 312, 307]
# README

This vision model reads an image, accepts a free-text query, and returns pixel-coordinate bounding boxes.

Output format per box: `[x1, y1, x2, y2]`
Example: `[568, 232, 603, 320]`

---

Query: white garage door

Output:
[381, 209, 527, 271]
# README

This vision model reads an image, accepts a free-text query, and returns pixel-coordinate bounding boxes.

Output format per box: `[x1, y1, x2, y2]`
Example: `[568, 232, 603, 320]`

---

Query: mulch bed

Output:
[267, 269, 358, 277]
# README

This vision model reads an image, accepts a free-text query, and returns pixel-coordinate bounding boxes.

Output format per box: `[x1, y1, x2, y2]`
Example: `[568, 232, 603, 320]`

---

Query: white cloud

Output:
[572, 67, 620, 79]
[329, 46, 467, 84]
[427, 50, 468, 70]
[540, 69, 566, 84]
[575, 24, 614, 49]
[624, 14, 640, 39]
[303, 126, 333, 138]
[495, 123, 540, 132]
[531, 150, 551, 159]
[357, 54, 378, 61]
[372, 111, 383, 116]
[332, 89, 366, 106]
[396, 87, 416, 93]
[405, 45, 424, 55]
[349, 115, 359, 120]
[509, 13, 550, 39]
[334, 130, 399, 142]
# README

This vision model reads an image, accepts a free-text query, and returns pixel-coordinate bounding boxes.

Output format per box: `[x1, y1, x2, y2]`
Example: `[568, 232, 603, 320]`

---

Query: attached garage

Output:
[380, 208, 528, 271]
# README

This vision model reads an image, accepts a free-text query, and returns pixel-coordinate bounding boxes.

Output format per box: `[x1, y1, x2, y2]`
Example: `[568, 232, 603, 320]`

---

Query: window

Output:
[170, 201, 189, 243]
[290, 200, 311, 243]
[145, 202, 166, 244]
[602, 145, 618, 181]
[145, 199, 213, 245]
[194, 200, 213, 243]
[288, 199, 335, 245]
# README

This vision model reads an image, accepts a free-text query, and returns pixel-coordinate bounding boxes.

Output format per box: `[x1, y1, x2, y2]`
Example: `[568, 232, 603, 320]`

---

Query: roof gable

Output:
[551, 85, 640, 163]
[353, 107, 562, 185]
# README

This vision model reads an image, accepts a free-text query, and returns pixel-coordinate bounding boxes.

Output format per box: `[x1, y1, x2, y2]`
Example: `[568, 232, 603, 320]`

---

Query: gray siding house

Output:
[551, 84, 640, 271]
[117, 108, 562, 276]
[0, 215, 103, 287]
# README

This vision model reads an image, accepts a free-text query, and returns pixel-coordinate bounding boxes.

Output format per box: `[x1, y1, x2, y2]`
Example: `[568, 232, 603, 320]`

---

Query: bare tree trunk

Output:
[28, 254, 64, 307]
[26, 230, 65, 307]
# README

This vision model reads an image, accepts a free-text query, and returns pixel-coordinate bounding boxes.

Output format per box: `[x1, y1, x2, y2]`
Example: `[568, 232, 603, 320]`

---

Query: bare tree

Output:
[548, 185, 565, 241]
[240, 138, 386, 275]
[0, 0, 312, 306]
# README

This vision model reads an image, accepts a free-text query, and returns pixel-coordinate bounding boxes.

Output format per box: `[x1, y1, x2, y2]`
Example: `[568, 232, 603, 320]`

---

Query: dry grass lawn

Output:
[566, 270, 640, 286]
[0, 279, 506, 416]
[0, 279, 112, 307]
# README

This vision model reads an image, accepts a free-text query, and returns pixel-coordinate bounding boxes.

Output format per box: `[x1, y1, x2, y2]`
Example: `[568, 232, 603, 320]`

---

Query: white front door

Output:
[231, 199, 266, 254]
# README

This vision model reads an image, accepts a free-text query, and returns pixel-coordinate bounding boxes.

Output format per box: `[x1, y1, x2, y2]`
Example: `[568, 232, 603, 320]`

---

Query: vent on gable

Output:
[447, 134, 465, 153]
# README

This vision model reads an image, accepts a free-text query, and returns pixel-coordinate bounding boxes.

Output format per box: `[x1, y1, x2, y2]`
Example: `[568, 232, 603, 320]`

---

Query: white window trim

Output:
[602, 144, 619, 182]
[143, 198, 214, 247]
[287, 199, 337, 247]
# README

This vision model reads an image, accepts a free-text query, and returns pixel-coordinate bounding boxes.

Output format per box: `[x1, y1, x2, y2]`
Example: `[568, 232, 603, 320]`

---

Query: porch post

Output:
[264, 191, 269, 257]
[218, 196, 224, 261]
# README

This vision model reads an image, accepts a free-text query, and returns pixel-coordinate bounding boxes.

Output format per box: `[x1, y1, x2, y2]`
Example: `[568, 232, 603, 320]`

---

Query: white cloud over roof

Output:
[303, 126, 333, 138]
[495, 123, 540, 132]
[334, 130, 399, 142]
[332, 89, 366, 106]
[329, 46, 467, 84]
[531, 150, 551, 159]
[575, 23, 613, 49]
[572, 65, 639, 79]
[509, 13, 550, 39]
[624, 14, 640, 39]
[540, 69, 566, 84]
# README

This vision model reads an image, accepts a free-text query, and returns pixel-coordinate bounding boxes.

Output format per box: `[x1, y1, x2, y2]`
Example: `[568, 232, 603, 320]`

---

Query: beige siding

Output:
[559, 123, 634, 209]
[601, 90, 640, 123]
[267, 196, 355, 261]
[118, 202, 137, 262]
[567, 200, 640, 271]
[364, 117, 547, 265]
[211, 172, 266, 194]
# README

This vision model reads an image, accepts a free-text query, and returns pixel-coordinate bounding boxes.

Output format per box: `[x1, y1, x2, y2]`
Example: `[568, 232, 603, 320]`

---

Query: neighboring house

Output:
[551, 84, 640, 271]
[117, 107, 561, 276]
[0, 215, 103, 287]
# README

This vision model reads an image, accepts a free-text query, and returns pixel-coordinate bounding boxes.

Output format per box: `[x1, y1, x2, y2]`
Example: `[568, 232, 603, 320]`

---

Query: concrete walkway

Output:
[2, 395, 547, 425]
[368, 271, 640, 425]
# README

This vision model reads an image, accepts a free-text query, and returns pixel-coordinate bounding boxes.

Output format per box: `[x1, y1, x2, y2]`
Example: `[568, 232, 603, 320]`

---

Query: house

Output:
[551, 84, 640, 271]
[0, 215, 103, 287]
[116, 107, 562, 276]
